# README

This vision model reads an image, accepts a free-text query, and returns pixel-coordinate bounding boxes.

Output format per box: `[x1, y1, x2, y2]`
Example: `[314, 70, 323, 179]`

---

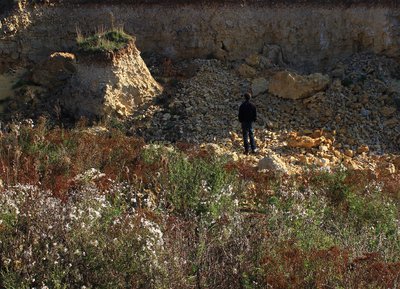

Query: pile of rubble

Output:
[3, 42, 399, 174]
[133, 52, 400, 174]
[138, 59, 241, 143]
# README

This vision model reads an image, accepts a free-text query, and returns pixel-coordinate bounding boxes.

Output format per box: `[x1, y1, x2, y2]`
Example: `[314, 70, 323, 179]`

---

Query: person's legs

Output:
[249, 122, 256, 152]
[242, 122, 250, 153]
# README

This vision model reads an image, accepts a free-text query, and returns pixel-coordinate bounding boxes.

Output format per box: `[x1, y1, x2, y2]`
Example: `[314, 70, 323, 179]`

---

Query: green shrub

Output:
[311, 169, 350, 205]
[346, 190, 398, 237]
[166, 152, 237, 220]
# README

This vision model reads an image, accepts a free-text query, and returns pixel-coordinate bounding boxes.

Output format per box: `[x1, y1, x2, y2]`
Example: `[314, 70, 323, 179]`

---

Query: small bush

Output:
[166, 152, 237, 219]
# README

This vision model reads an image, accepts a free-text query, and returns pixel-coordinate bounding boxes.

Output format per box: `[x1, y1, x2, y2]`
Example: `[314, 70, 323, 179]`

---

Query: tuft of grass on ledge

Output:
[77, 29, 133, 54]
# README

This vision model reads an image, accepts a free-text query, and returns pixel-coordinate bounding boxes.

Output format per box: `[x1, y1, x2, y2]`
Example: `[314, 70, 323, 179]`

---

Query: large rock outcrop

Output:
[269, 71, 330, 100]
[61, 40, 162, 118]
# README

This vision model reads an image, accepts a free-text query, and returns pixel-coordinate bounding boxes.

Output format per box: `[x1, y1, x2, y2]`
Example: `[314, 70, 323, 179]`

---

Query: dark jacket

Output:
[238, 100, 257, 123]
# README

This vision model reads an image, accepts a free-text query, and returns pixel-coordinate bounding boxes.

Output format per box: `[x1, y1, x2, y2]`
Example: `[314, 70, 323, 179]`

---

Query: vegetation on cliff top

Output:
[77, 29, 133, 54]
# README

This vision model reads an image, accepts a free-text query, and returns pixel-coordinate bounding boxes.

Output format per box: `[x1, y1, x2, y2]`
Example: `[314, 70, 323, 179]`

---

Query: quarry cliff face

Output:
[0, 2, 400, 71]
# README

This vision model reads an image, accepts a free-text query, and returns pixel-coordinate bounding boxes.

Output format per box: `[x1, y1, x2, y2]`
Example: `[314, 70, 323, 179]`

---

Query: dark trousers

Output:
[241, 121, 256, 152]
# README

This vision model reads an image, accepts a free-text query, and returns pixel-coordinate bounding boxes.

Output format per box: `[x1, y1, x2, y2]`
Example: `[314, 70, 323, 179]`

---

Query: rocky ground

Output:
[1, 45, 400, 175]
[131, 51, 400, 174]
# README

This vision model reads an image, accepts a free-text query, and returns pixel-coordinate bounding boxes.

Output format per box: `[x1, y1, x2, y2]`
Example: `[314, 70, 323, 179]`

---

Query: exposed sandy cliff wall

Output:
[1, 1, 400, 71]
[61, 42, 162, 118]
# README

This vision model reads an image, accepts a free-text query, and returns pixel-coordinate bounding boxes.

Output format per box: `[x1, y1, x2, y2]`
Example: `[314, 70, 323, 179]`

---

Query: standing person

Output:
[238, 92, 257, 155]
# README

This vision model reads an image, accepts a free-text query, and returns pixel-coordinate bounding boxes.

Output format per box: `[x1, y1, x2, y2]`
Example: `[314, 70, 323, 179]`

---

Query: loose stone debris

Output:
[1, 43, 399, 174]
[133, 52, 400, 173]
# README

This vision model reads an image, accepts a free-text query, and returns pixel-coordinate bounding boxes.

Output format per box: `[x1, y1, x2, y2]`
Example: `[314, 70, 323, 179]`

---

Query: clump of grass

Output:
[77, 28, 133, 54]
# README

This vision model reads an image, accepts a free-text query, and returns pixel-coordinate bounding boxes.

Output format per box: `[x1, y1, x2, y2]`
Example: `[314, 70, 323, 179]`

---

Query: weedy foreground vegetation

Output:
[0, 119, 399, 288]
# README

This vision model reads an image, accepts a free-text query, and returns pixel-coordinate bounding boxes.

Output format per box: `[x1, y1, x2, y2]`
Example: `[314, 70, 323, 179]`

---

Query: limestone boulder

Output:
[288, 136, 322, 149]
[258, 153, 289, 174]
[245, 53, 271, 69]
[251, 77, 268, 96]
[237, 63, 257, 78]
[245, 54, 261, 67]
[344, 149, 354, 158]
[287, 132, 324, 149]
[269, 71, 330, 100]
[357, 145, 369, 154]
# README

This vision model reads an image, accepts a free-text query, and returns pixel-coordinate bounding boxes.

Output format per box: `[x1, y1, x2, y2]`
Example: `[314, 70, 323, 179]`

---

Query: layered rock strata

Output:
[61, 41, 162, 118]
[1, 2, 400, 70]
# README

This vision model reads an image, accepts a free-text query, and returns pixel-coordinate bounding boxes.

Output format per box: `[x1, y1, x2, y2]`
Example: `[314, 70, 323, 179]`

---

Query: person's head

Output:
[244, 92, 252, 101]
